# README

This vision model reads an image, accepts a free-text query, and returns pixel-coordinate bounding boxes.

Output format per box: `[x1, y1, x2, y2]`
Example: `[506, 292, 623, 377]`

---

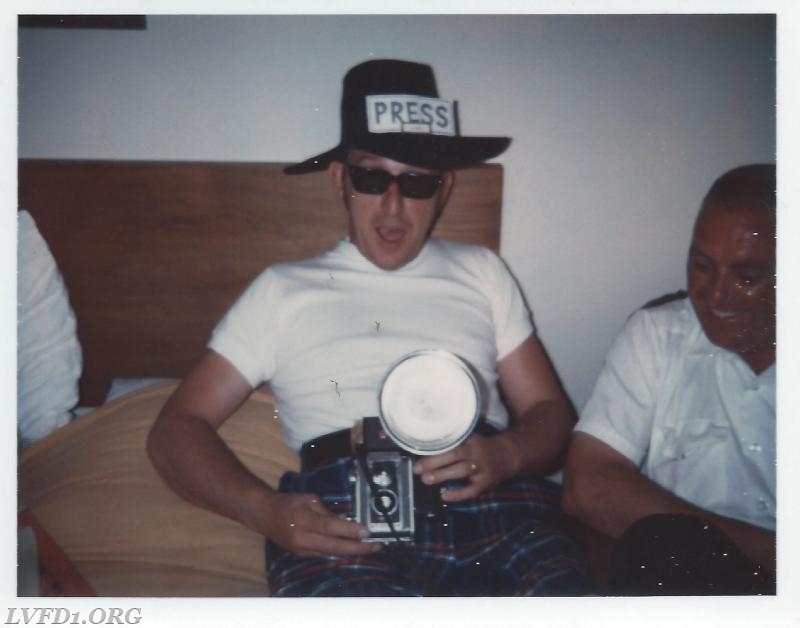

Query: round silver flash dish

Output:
[378, 349, 481, 456]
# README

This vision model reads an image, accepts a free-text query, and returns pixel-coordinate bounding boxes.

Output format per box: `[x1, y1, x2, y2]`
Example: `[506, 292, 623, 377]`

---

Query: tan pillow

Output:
[18, 381, 299, 597]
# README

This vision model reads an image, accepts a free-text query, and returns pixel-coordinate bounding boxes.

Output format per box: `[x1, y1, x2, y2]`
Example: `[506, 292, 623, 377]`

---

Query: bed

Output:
[16, 158, 506, 596]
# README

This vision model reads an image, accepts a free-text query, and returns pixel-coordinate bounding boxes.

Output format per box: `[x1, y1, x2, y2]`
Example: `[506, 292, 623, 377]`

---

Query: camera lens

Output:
[372, 489, 399, 517]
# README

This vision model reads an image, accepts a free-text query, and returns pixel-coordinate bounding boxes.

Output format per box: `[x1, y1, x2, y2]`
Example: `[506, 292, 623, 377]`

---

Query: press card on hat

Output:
[365, 95, 456, 136]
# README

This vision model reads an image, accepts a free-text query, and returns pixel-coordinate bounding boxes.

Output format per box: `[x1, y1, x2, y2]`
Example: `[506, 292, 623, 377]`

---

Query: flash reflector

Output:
[378, 349, 480, 456]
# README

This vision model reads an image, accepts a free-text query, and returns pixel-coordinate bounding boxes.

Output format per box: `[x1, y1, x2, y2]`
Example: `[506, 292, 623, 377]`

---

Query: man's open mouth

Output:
[377, 226, 406, 243]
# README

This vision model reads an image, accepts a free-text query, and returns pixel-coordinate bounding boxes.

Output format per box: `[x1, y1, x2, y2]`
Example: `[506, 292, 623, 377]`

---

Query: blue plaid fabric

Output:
[266, 458, 590, 596]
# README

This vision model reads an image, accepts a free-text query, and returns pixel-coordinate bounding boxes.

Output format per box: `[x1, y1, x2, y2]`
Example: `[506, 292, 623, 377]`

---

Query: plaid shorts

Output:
[265, 458, 590, 596]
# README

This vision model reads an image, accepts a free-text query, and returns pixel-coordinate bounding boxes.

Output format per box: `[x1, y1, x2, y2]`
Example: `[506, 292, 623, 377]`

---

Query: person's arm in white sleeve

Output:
[563, 432, 775, 571]
[562, 309, 774, 571]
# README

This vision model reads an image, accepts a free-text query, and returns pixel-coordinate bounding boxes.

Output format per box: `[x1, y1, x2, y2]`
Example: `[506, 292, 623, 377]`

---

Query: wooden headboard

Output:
[18, 159, 504, 406]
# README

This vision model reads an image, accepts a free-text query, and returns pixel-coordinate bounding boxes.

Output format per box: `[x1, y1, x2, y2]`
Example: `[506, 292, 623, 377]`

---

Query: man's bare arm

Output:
[562, 431, 775, 570]
[493, 333, 576, 476]
[147, 350, 378, 557]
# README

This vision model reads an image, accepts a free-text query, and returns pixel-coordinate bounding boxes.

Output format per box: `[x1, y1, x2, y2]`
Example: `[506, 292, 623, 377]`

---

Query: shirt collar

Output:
[335, 236, 432, 273]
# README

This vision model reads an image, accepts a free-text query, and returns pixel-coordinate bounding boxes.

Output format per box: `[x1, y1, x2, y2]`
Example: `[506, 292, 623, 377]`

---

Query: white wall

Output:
[17, 14, 776, 411]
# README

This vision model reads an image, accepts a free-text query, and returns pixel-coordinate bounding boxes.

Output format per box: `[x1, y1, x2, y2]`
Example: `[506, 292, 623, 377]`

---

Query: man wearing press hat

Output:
[148, 59, 588, 595]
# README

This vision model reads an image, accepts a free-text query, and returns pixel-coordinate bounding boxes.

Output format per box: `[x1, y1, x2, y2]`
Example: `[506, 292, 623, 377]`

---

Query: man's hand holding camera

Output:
[413, 431, 519, 502]
[253, 490, 381, 557]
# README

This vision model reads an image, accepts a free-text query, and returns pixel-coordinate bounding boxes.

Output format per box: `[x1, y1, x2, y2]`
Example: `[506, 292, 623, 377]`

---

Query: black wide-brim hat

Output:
[284, 59, 511, 174]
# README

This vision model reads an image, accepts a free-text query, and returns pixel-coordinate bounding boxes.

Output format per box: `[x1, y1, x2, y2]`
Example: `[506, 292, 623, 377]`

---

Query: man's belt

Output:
[299, 420, 500, 472]
[300, 428, 353, 471]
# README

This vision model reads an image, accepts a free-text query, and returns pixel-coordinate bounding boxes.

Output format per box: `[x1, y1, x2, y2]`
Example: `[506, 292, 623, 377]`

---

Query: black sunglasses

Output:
[346, 165, 444, 200]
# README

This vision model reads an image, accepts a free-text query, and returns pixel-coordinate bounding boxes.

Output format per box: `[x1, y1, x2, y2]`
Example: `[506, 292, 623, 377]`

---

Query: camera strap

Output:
[354, 452, 407, 545]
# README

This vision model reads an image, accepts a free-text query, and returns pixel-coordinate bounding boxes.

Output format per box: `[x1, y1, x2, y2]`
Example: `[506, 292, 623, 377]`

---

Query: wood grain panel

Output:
[18, 159, 503, 405]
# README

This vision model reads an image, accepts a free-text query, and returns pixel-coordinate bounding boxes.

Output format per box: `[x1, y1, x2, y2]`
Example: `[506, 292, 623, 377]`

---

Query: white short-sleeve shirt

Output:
[209, 238, 533, 450]
[575, 298, 775, 531]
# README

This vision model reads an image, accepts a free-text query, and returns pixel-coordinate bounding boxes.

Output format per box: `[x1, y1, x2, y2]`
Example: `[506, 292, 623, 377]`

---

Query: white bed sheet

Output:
[73, 378, 170, 417]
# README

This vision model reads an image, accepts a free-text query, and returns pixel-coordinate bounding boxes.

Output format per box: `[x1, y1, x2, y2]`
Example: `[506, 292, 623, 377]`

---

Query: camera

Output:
[351, 417, 416, 542]
[351, 350, 481, 543]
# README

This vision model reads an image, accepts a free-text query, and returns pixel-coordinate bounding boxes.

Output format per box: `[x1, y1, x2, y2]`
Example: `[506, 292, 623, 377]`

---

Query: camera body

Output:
[351, 350, 481, 543]
[352, 416, 439, 542]
[353, 450, 415, 542]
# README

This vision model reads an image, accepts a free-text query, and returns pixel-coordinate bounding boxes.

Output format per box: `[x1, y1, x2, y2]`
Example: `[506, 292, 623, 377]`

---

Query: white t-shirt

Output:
[209, 238, 533, 451]
[575, 298, 775, 531]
